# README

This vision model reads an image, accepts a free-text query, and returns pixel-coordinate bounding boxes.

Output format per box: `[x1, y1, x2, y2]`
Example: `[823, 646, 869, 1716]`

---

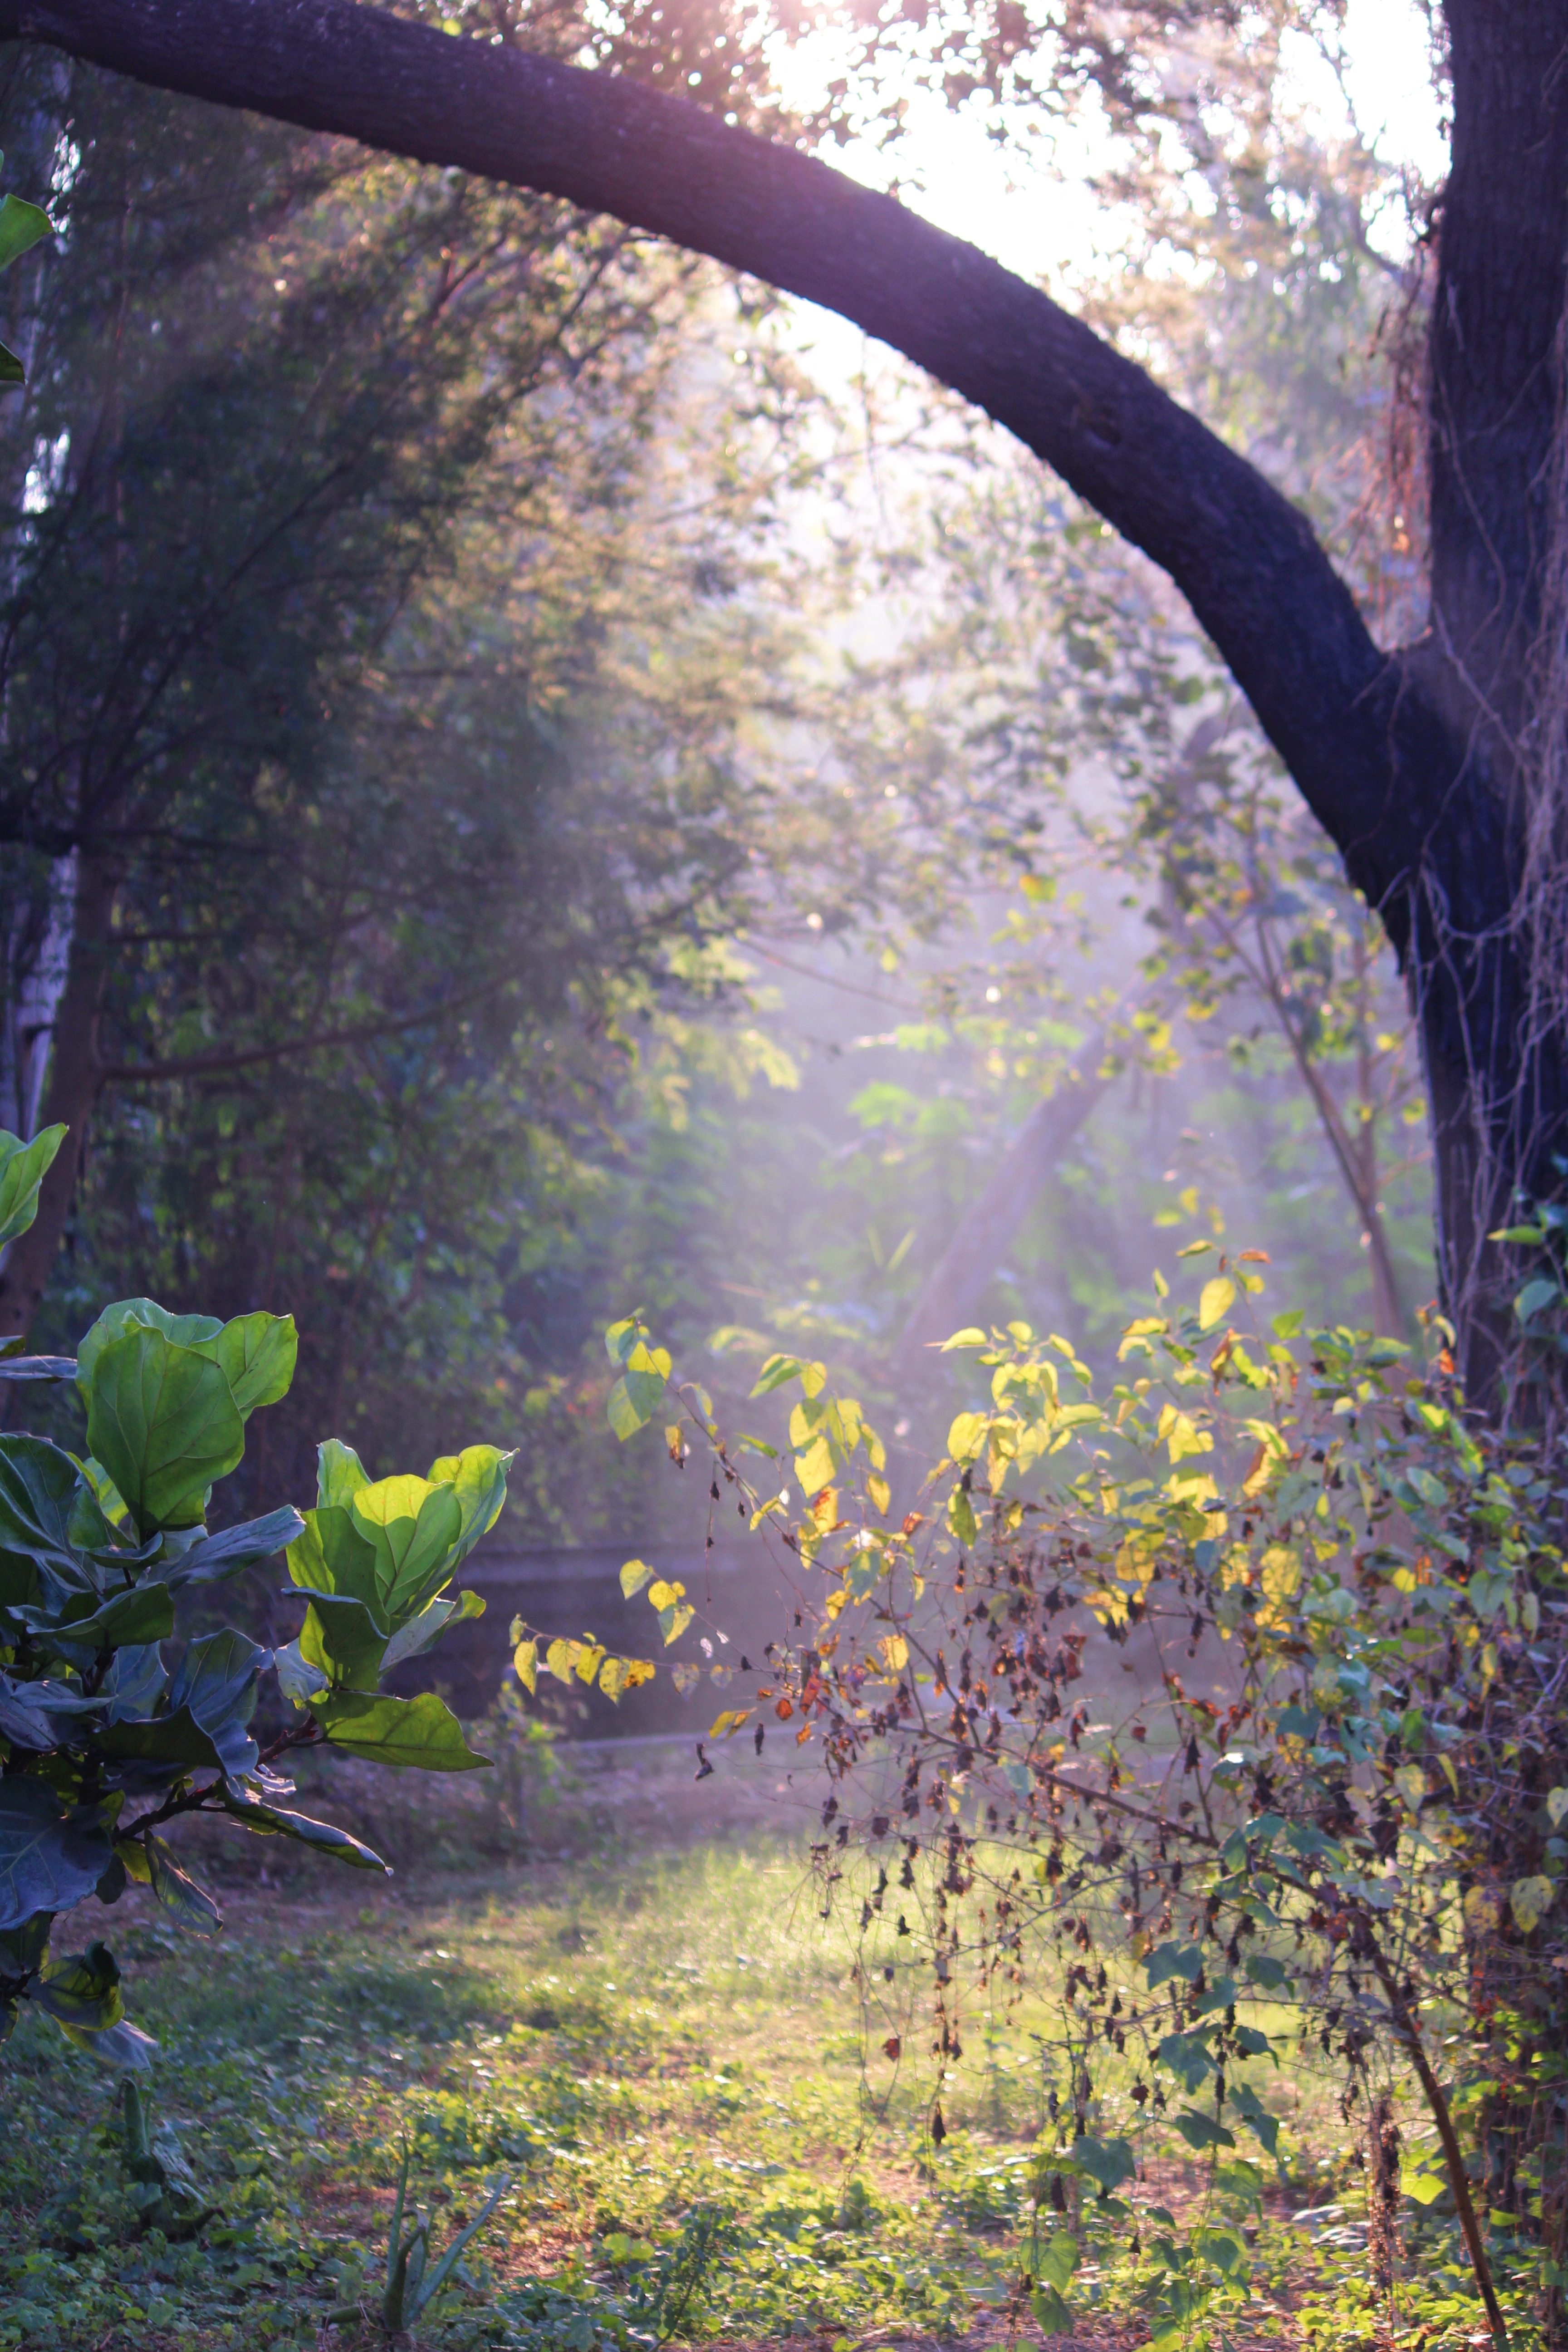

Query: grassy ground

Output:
[0, 1736, 1541, 2352]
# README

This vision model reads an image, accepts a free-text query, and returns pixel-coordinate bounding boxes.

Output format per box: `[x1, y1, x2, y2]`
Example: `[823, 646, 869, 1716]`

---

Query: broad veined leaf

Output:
[1510, 1874, 1555, 1932]
[424, 1446, 514, 1565]
[95, 1707, 227, 1774]
[0, 1779, 113, 1930]
[1036, 2230, 1078, 2292]
[1173, 2107, 1235, 2151]
[0, 1435, 121, 1605]
[1031, 2283, 1073, 2335]
[604, 1654, 656, 1700]
[349, 1476, 464, 1625]
[51, 1580, 174, 1655]
[0, 1670, 106, 1749]
[297, 1591, 390, 1691]
[199, 1312, 297, 1421]
[163, 1506, 305, 1588]
[31, 1938, 123, 2032]
[101, 1642, 168, 1725]
[1228, 2082, 1280, 2156]
[0, 195, 54, 277]
[317, 1437, 370, 1511]
[1198, 1274, 1236, 1332]
[145, 1835, 222, 1937]
[0, 1121, 64, 1248]
[273, 1639, 328, 1708]
[286, 1504, 384, 1624]
[380, 1588, 484, 1673]
[220, 1787, 388, 1871]
[619, 1557, 654, 1597]
[86, 1330, 245, 1533]
[607, 1338, 671, 1440]
[61, 2016, 157, 2068]
[1071, 2134, 1136, 2194]
[310, 1690, 490, 1772]
[165, 1628, 269, 1777]
[75, 1298, 223, 1402]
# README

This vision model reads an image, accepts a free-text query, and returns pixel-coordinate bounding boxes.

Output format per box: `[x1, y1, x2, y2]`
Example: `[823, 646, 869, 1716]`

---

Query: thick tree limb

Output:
[0, 0, 1423, 904]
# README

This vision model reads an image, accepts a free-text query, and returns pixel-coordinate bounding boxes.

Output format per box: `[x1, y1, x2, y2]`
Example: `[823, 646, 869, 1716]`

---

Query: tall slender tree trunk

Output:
[0, 849, 114, 1338]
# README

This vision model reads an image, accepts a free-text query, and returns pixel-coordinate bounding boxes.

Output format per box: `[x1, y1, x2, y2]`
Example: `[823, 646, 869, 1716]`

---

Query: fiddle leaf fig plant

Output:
[0, 1124, 509, 2066]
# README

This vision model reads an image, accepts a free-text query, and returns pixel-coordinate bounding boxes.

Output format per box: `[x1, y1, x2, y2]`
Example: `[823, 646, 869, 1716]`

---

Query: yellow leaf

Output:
[1199, 1275, 1236, 1332]
[574, 1639, 606, 1684]
[878, 1633, 909, 1674]
[1392, 1764, 1426, 1811]
[1463, 1886, 1501, 1935]
[114, 1839, 152, 1885]
[623, 1657, 656, 1690]
[709, 1708, 753, 1740]
[664, 1423, 687, 1464]
[513, 1638, 538, 1695]
[619, 1557, 654, 1597]
[811, 1485, 840, 1532]
[1547, 1787, 1568, 1828]
[867, 1472, 891, 1516]
[598, 1655, 631, 1702]
[948, 1486, 977, 1546]
[659, 1600, 695, 1646]
[795, 1435, 835, 1494]
[647, 1578, 684, 1612]
[947, 1411, 988, 1462]
[822, 1587, 849, 1622]
[545, 1638, 578, 1685]
[1511, 1876, 1555, 1934]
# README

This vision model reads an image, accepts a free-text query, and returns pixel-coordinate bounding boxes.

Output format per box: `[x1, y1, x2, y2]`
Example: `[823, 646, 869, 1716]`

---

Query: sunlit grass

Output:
[0, 1765, 1541, 2349]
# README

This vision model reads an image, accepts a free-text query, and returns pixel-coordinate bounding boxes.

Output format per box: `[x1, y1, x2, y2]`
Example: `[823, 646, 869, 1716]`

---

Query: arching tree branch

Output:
[0, 0, 1433, 910]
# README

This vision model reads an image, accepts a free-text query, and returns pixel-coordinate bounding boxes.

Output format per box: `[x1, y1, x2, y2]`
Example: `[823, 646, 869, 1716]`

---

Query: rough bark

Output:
[0, 0, 1564, 1396]
[0, 850, 113, 1337]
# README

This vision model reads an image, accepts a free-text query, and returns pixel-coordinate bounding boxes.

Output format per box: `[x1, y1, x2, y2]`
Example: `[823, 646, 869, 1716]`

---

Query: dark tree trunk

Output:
[0, 0, 1565, 1401]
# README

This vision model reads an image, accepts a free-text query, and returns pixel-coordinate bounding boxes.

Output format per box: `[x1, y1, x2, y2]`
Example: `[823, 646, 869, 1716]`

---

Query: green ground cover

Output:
[0, 1748, 1539, 2351]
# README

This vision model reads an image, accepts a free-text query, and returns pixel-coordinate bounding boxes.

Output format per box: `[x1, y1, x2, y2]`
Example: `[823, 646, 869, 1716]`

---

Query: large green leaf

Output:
[164, 1506, 304, 1588]
[221, 1788, 388, 1871]
[95, 1707, 226, 1774]
[0, 1670, 105, 1749]
[85, 1329, 245, 1532]
[101, 1642, 168, 1725]
[51, 1579, 174, 1654]
[286, 1504, 385, 1624]
[297, 1591, 389, 1691]
[0, 1123, 64, 1249]
[349, 1477, 463, 1626]
[425, 1446, 514, 1566]
[0, 1436, 113, 1606]
[0, 194, 53, 276]
[198, 1312, 297, 1421]
[32, 1938, 122, 2032]
[317, 1438, 370, 1511]
[165, 1629, 266, 1777]
[144, 1835, 222, 1937]
[0, 1780, 113, 1931]
[381, 1588, 484, 1672]
[75, 1298, 223, 1402]
[311, 1690, 490, 1772]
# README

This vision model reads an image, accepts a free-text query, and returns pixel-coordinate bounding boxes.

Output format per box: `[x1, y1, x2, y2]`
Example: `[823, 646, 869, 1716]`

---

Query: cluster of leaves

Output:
[609, 1256, 1568, 2345]
[0, 1122, 525, 2068]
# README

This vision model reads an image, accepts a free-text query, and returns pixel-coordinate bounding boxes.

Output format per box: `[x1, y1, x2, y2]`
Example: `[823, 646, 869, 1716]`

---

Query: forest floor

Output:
[0, 1735, 1532, 2352]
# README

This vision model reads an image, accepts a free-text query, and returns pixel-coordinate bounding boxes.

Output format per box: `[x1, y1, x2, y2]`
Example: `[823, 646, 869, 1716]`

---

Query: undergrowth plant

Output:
[0, 1122, 656, 2074]
[604, 1254, 1568, 2350]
